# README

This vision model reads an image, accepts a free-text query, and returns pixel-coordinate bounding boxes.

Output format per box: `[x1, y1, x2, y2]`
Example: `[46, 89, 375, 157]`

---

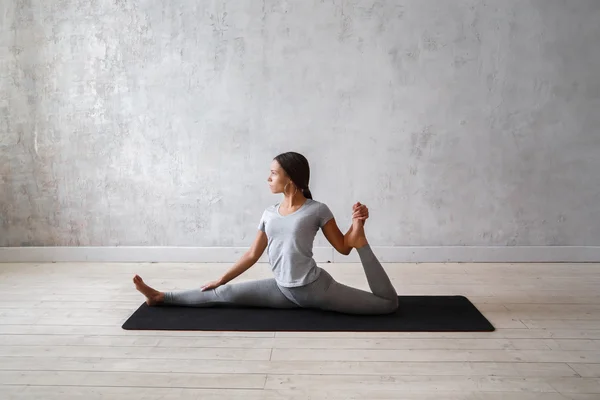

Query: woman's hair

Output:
[274, 152, 313, 199]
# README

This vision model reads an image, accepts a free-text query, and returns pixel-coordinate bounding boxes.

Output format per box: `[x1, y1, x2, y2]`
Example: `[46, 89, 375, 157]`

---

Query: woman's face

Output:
[268, 160, 288, 194]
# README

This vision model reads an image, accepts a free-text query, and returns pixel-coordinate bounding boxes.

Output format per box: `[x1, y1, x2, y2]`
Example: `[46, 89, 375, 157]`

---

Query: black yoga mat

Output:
[121, 295, 494, 332]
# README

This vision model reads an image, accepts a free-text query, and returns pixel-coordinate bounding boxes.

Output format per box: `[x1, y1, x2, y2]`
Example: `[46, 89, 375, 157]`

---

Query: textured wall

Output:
[1, 0, 599, 248]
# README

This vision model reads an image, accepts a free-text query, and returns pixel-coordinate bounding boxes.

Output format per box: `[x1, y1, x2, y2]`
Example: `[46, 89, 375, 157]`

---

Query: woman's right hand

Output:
[201, 279, 223, 291]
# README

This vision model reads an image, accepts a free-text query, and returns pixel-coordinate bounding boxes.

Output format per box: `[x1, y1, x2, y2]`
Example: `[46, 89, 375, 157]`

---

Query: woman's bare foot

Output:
[133, 275, 164, 306]
[345, 218, 369, 249]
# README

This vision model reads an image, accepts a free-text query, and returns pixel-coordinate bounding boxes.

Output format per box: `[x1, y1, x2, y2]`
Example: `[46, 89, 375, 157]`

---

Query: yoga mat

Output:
[121, 295, 494, 332]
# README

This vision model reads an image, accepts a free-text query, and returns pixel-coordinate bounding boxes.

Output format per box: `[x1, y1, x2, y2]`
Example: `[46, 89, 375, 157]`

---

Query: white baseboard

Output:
[0, 246, 599, 263]
[333, 246, 600, 263]
[0, 247, 334, 263]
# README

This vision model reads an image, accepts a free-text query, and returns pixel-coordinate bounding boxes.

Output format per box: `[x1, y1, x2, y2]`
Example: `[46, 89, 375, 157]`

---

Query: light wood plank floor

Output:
[1, 261, 599, 399]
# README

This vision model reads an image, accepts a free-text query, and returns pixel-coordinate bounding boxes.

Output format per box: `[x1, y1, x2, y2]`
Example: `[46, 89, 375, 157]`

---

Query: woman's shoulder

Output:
[305, 199, 333, 215]
[307, 199, 330, 208]
[262, 199, 329, 213]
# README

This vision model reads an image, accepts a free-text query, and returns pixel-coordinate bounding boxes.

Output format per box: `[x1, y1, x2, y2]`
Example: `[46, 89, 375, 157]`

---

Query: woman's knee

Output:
[384, 296, 399, 314]
[213, 284, 244, 303]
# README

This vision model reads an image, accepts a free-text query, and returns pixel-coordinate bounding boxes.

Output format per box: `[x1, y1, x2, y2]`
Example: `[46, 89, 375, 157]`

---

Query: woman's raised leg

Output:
[294, 219, 399, 315]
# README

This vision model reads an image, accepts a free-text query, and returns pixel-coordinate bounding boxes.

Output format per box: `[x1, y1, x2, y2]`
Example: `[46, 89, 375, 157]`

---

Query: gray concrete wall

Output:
[1, 0, 599, 248]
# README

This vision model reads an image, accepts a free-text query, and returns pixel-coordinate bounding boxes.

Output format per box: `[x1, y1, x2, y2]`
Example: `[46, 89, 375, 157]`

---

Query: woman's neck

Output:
[282, 192, 307, 209]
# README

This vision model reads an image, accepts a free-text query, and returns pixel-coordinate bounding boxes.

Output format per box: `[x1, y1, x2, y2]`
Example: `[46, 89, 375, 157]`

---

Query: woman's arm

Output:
[322, 218, 353, 255]
[322, 202, 369, 255]
[202, 230, 268, 290]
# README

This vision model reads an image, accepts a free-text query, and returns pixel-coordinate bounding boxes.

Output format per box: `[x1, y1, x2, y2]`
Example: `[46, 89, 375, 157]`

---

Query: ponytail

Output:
[302, 187, 313, 199]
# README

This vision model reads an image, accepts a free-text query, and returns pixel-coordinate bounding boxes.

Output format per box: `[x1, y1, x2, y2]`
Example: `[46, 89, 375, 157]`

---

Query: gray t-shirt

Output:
[258, 199, 334, 287]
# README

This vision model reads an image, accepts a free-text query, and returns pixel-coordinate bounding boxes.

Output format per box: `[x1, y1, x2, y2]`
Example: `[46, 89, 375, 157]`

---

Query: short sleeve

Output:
[319, 203, 334, 228]
[258, 210, 266, 232]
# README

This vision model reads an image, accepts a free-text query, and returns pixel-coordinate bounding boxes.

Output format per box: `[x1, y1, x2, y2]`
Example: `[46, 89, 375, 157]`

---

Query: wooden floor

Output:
[1, 261, 599, 399]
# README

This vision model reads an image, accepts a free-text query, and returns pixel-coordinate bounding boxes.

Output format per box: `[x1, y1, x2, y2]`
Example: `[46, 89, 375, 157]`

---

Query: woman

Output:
[133, 152, 398, 315]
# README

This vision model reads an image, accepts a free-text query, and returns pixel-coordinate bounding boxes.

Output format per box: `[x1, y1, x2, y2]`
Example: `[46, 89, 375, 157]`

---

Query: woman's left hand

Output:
[352, 202, 369, 221]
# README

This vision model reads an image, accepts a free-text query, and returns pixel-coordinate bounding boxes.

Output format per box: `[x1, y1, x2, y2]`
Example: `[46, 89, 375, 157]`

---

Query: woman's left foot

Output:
[345, 218, 369, 249]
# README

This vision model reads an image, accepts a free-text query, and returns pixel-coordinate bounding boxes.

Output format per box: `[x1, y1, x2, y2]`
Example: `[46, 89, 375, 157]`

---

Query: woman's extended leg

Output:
[133, 275, 299, 309]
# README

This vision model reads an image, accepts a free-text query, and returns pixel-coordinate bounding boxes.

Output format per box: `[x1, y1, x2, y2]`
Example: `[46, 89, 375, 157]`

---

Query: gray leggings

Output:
[163, 244, 398, 315]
